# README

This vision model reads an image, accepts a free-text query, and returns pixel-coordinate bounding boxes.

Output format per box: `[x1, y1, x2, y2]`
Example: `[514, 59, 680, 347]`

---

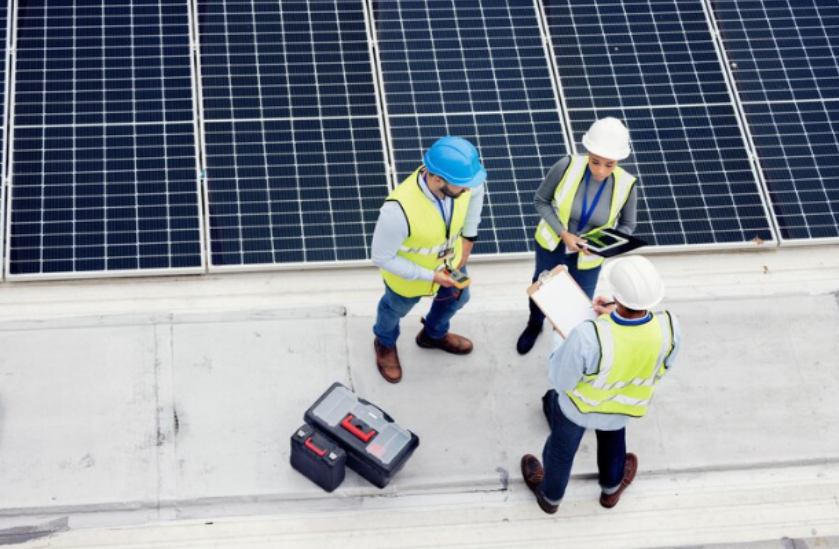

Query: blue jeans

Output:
[540, 390, 626, 504]
[373, 267, 470, 348]
[529, 244, 601, 324]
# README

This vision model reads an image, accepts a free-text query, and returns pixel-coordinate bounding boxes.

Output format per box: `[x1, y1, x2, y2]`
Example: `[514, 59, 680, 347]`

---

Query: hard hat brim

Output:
[454, 167, 487, 188]
[423, 159, 487, 188]
[582, 134, 631, 161]
[614, 289, 664, 311]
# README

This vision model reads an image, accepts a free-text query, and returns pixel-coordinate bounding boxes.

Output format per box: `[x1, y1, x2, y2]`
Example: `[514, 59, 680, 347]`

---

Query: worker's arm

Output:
[548, 322, 601, 391]
[614, 183, 638, 235]
[662, 312, 682, 371]
[534, 156, 572, 236]
[370, 202, 434, 282]
[458, 183, 485, 268]
[461, 182, 485, 240]
[535, 156, 587, 252]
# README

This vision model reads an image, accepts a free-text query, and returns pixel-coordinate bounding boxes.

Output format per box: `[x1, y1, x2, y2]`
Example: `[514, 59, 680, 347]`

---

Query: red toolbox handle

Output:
[341, 414, 376, 443]
[304, 437, 327, 457]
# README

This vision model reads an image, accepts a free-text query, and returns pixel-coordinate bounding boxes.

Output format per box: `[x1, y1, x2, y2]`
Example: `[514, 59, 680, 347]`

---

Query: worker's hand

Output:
[560, 231, 589, 254]
[433, 270, 457, 288]
[592, 295, 617, 315]
[458, 238, 474, 270]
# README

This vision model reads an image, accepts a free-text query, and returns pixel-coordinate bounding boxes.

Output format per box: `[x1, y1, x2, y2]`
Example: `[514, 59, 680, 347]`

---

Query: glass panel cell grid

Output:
[197, 0, 390, 266]
[712, 0, 839, 240]
[8, 0, 203, 276]
[543, 0, 775, 247]
[373, 0, 568, 255]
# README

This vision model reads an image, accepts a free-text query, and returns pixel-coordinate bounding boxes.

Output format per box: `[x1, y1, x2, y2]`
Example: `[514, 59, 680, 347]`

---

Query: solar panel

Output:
[712, 0, 839, 241]
[7, 0, 204, 277]
[543, 0, 776, 246]
[196, 0, 391, 267]
[372, 0, 568, 255]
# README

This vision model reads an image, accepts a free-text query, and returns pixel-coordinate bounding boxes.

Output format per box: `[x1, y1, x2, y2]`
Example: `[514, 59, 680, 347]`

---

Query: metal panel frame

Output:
[533, 0, 575, 157]
[188, 0, 213, 273]
[186, 0, 209, 273]
[536, 0, 780, 253]
[701, 0, 839, 247]
[362, 0, 398, 192]
[0, 0, 14, 282]
[2, 0, 19, 281]
[4, 0, 207, 281]
[198, 0, 394, 273]
[364, 0, 414, 193]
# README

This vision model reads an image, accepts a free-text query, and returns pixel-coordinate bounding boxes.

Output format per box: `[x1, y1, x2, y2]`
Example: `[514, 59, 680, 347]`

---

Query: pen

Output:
[592, 301, 616, 308]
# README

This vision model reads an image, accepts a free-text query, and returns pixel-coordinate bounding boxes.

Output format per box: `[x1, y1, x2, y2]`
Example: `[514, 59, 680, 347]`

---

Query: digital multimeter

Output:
[447, 268, 471, 289]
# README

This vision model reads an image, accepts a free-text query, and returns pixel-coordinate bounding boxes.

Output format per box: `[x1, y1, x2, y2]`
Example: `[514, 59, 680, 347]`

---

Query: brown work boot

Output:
[374, 338, 402, 384]
[520, 454, 558, 514]
[599, 453, 638, 509]
[415, 329, 473, 355]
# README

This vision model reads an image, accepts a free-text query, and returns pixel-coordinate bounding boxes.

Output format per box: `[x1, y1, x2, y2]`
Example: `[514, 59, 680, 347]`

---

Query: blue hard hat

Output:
[423, 136, 487, 188]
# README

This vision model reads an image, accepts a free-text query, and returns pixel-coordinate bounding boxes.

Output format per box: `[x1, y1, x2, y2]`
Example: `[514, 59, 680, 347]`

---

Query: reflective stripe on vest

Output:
[399, 233, 460, 256]
[381, 168, 471, 298]
[567, 312, 674, 417]
[534, 156, 636, 270]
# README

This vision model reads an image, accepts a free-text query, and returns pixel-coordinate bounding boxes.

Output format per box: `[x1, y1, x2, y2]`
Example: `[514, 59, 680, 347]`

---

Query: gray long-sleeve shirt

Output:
[535, 156, 638, 236]
[550, 311, 682, 431]
[370, 171, 485, 282]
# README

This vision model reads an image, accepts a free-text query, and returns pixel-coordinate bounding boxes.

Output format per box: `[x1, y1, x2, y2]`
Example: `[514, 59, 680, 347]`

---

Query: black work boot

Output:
[517, 321, 543, 355]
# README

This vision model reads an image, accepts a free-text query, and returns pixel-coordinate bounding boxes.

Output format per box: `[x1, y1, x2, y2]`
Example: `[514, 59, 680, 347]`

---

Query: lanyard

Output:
[578, 168, 608, 232]
[423, 173, 452, 232]
[433, 193, 451, 232]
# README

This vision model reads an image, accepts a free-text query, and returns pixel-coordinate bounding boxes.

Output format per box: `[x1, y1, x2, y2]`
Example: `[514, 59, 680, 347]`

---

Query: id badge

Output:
[437, 247, 455, 260]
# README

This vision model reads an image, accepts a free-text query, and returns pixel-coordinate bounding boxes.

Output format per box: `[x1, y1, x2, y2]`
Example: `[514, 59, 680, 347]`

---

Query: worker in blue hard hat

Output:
[370, 136, 487, 383]
[517, 117, 640, 355]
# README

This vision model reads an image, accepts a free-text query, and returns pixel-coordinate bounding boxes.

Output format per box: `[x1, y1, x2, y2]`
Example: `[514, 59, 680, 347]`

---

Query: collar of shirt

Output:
[610, 311, 652, 326]
[419, 171, 452, 223]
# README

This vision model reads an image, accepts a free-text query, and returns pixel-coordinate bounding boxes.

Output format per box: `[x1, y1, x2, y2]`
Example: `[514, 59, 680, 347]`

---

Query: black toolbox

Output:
[304, 383, 420, 488]
[290, 423, 347, 492]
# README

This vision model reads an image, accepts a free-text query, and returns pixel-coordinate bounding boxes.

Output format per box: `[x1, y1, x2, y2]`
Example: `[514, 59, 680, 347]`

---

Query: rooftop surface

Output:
[1, 245, 838, 548]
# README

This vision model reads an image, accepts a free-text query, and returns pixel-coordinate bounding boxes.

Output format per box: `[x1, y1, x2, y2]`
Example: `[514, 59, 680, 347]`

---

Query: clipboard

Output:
[527, 265, 597, 339]
[580, 228, 646, 258]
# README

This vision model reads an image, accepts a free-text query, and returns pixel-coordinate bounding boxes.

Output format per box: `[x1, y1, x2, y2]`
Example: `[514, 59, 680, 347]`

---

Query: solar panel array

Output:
[543, 0, 775, 246]
[7, 0, 204, 277]
[196, 0, 390, 267]
[373, 0, 567, 255]
[0, 0, 837, 280]
[712, 0, 839, 240]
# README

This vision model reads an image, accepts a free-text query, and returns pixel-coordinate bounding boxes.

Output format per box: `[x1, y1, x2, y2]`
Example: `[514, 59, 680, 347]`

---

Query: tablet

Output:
[582, 230, 628, 253]
[580, 228, 647, 258]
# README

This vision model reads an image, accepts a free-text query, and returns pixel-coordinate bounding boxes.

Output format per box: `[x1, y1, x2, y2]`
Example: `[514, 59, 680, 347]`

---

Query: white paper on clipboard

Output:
[528, 266, 597, 339]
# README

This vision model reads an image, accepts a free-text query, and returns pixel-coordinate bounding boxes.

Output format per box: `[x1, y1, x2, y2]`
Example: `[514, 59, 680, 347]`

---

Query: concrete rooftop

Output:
[1, 245, 838, 548]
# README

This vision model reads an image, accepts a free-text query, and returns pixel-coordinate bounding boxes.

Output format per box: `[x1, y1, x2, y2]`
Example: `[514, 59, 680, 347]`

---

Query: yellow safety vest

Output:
[534, 155, 636, 270]
[381, 168, 471, 298]
[567, 312, 675, 418]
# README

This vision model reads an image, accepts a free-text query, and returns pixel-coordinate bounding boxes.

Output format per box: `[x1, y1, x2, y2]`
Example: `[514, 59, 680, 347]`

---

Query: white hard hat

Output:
[582, 117, 631, 160]
[606, 255, 664, 310]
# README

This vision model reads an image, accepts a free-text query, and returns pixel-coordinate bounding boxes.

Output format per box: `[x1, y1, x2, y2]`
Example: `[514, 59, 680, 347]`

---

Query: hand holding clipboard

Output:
[527, 266, 597, 339]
